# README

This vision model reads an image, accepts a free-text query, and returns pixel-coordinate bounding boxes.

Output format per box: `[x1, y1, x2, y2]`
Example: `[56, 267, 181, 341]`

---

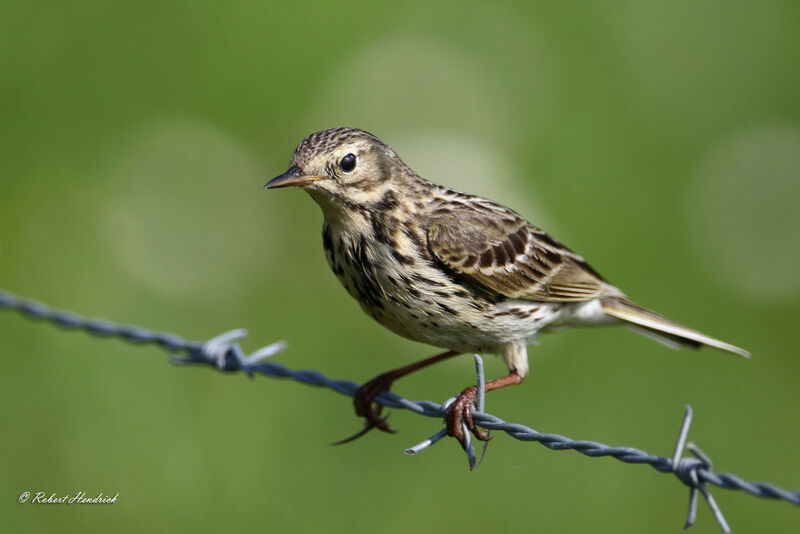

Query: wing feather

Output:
[426, 201, 618, 302]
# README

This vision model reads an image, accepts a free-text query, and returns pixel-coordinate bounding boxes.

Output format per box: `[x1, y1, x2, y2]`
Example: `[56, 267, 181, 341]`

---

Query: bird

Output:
[265, 127, 749, 447]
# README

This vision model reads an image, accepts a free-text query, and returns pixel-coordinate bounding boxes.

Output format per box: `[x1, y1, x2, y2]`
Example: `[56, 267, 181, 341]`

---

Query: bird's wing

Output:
[426, 202, 616, 302]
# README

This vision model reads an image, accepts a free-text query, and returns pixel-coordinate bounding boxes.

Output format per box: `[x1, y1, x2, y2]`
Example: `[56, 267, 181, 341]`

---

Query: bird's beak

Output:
[265, 166, 325, 189]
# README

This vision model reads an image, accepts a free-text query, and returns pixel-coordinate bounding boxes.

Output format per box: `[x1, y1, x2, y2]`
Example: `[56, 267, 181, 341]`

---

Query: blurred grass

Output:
[2, 1, 799, 532]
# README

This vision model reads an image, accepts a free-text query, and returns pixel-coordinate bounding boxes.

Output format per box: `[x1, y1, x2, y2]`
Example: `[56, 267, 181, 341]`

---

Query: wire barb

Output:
[1, 288, 799, 531]
[171, 328, 288, 377]
[473, 354, 490, 469]
[404, 354, 488, 470]
[670, 406, 731, 533]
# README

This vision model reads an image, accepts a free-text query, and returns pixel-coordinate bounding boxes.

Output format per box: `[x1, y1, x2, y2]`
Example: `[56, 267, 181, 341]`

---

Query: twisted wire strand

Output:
[2, 289, 799, 516]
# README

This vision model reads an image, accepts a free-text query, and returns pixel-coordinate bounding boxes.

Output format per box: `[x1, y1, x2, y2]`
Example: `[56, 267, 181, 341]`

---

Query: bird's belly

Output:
[371, 290, 561, 353]
[323, 223, 562, 353]
[328, 246, 556, 352]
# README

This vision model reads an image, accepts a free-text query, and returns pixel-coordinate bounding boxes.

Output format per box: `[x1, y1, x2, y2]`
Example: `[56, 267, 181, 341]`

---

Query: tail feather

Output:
[600, 297, 750, 358]
[623, 324, 700, 350]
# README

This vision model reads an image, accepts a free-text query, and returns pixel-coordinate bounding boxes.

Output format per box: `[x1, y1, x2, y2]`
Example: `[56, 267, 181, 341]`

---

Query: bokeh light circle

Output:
[687, 125, 800, 301]
[305, 35, 513, 141]
[304, 34, 554, 232]
[391, 133, 554, 231]
[101, 116, 278, 299]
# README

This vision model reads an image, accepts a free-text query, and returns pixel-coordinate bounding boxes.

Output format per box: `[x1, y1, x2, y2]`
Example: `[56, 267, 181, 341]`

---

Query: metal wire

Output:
[1, 289, 798, 532]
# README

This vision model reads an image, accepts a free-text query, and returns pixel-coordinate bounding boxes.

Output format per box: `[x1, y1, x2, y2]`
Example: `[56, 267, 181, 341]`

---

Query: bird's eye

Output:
[340, 153, 356, 172]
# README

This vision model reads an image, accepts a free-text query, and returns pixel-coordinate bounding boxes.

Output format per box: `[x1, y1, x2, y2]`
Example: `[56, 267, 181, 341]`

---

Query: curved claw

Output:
[332, 414, 396, 446]
[445, 386, 491, 448]
[335, 372, 398, 444]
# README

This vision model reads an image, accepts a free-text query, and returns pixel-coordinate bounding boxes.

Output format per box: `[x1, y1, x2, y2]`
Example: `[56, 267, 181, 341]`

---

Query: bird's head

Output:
[266, 127, 404, 213]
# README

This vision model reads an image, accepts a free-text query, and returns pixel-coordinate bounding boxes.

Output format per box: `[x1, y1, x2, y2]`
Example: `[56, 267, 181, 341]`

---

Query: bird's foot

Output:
[333, 372, 397, 445]
[445, 385, 490, 448]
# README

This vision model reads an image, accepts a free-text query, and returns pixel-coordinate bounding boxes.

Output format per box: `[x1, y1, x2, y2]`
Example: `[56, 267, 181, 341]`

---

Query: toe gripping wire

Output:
[1, 289, 799, 532]
[404, 355, 489, 470]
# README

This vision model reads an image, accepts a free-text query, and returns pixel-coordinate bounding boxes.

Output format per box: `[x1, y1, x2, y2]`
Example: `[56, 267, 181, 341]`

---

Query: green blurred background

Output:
[2, 1, 799, 532]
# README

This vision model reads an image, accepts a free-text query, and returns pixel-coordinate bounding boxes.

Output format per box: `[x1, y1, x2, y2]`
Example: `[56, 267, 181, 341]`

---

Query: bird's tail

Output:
[600, 297, 750, 358]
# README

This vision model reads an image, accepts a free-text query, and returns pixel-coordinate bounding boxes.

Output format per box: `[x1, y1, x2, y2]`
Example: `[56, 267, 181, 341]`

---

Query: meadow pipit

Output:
[266, 127, 749, 446]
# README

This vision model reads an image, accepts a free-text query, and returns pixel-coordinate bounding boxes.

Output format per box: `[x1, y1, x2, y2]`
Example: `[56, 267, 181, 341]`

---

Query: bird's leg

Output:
[334, 350, 461, 444]
[445, 371, 524, 447]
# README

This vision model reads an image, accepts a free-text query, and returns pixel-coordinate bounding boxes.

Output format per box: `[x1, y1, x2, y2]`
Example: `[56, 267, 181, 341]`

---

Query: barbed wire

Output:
[1, 289, 798, 532]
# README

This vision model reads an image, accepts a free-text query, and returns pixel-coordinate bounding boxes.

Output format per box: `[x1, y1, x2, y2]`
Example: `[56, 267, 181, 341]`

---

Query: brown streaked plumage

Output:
[266, 127, 749, 447]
